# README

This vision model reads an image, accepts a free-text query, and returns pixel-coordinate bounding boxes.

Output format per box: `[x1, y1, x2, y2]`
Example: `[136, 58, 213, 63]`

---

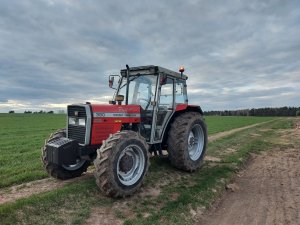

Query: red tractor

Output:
[42, 65, 207, 197]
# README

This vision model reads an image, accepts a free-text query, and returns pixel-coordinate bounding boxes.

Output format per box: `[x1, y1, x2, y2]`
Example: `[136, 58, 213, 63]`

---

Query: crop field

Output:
[0, 114, 274, 188]
[1, 114, 290, 225]
[204, 116, 274, 134]
[0, 114, 65, 188]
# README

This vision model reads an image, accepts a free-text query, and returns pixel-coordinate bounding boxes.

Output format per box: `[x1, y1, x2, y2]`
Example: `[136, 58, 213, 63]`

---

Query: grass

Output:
[0, 114, 273, 188]
[0, 178, 111, 225]
[205, 116, 274, 135]
[0, 114, 65, 188]
[0, 117, 293, 225]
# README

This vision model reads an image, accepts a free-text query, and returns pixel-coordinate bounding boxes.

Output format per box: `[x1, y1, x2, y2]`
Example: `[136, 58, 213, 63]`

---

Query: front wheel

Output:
[167, 112, 207, 171]
[93, 131, 149, 197]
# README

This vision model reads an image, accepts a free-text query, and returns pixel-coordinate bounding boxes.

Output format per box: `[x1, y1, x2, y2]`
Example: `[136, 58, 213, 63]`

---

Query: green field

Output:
[205, 116, 274, 134]
[0, 114, 65, 188]
[0, 114, 274, 188]
[0, 115, 295, 225]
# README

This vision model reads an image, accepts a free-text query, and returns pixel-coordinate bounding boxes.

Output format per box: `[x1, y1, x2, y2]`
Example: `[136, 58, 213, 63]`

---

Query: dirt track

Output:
[0, 172, 93, 205]
[207, 121, 271, 142]
[200, 122, 300, 225]
[0, 122, 268, 205]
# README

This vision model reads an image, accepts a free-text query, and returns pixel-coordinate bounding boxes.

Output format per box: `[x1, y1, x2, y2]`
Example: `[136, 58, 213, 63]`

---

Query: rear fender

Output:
[175, 104, 203, 115]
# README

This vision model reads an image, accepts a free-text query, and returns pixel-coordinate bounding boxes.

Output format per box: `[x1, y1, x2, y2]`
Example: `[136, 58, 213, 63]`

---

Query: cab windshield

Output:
[117, 75, 158, 110]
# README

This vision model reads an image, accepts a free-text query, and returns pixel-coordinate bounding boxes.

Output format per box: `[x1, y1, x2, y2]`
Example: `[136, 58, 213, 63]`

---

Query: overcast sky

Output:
[0, 0, 299, 112]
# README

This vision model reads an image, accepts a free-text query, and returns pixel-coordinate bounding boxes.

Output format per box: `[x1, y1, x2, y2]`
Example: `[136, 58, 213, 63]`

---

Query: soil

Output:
[199, 122, 300, 225]
[0, 171, 92, 205]
[85, 207, 123, 225]
[204, 156, 221, 162]
[85, 185, 164, 225]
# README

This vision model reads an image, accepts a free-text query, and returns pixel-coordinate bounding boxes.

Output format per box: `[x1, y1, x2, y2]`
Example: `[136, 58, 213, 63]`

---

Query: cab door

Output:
[152, 77, 174, 142]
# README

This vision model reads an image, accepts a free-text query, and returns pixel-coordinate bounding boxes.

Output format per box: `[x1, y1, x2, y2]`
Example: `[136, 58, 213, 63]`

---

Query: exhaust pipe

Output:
[125, 64, 130, 105]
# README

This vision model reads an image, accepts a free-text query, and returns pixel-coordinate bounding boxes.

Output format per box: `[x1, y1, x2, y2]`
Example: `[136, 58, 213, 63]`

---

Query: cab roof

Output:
[120, 65, 188, 80]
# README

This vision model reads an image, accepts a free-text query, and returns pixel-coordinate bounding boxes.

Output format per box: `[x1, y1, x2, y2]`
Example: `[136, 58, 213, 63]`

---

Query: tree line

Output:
[9, 110, 54, 114]
[8, 107, 300, 116]
[8, 110, 65, 114]
[204, 107, 300, 117]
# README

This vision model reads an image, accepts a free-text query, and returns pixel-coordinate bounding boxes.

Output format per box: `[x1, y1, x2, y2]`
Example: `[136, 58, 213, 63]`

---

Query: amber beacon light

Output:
[179, 66, 185, 77]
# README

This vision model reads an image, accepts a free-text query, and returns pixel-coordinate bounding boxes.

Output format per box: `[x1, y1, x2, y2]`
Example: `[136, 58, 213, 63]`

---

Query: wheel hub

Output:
[188, 132, 195, 149]
[116, 144, 145, 186]
[119, 153, 134, 173]
[188, 136, 195, 147]
[188, 124, 205, 161]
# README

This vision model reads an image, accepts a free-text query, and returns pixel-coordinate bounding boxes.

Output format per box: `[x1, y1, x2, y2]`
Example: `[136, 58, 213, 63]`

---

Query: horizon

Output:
[0, 1, 299, 112]
[2, 105, 299, 114]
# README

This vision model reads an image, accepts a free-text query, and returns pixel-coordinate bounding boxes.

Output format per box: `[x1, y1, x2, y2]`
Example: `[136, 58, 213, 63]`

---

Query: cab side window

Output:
[175, 80, 186, 104]
[159, 78, 174, 109]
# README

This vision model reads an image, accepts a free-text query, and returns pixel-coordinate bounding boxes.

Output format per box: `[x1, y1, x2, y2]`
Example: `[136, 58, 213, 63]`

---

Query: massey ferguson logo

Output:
[74, 111, 79, 116]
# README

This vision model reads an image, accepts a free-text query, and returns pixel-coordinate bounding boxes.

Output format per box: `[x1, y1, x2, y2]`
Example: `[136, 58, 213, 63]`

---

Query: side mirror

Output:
[108, 75, 120, 89]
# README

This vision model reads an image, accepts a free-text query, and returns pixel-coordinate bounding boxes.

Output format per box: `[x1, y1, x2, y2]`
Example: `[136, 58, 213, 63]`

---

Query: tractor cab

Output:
[109, 65, 190, 144]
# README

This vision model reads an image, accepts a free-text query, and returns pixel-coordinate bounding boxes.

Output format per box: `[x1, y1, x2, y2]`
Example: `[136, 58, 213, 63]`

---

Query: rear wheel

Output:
[167, 112, 207, 171]
[93, 130, 149, 197]
[41, 129, 89, 180]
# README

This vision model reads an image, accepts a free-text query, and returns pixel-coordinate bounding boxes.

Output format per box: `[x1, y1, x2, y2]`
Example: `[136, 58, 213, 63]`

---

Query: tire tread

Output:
[167, 112, 207, 172]
[94, 130, 149, 197]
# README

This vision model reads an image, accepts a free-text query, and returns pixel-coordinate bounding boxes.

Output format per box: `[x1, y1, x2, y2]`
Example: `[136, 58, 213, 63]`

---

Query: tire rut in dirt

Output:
[200, 148, 300, 225]
[93, 131, 149, 197]
[167, 112, 208, 171]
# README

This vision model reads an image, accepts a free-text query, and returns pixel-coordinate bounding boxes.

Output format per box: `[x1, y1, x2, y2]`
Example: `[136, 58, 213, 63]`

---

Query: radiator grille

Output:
[68, 105, 86, 117]
[67, 105, 87, 144]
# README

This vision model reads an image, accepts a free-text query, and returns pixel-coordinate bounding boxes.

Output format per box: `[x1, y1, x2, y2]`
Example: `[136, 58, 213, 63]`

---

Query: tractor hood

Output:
[67, 103, 141, 146]
[89, 104, 141, 145]
[91, 104, 141, 119]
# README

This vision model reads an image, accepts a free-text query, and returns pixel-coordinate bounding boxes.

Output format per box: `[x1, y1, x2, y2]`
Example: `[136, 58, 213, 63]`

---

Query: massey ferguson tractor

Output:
[42, 65, 207, 197]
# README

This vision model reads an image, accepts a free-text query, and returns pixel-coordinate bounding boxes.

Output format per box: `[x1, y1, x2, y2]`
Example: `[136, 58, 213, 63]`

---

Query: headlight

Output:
[78, 118, 86, 126]
[68, 117, 76, 125]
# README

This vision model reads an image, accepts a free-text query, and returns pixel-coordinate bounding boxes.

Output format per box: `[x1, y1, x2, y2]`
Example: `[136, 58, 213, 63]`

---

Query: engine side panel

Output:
[90, 104, 141, 145]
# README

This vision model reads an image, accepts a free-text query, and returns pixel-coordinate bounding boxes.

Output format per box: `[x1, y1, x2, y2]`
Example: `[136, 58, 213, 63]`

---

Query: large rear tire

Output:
[167, 112, 207, 171]
[93, 131, 149, 197]
[41, 129, 89, 180]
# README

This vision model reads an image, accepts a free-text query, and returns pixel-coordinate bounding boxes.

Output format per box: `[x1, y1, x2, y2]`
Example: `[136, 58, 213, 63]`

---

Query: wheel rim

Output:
[188, 124, 205, 161]
[117, 144, 145, 186]
[62, 159, 86, 171]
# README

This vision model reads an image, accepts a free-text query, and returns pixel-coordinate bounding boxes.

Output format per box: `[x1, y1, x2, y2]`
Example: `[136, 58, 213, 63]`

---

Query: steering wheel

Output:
[137, 98, 151, 110]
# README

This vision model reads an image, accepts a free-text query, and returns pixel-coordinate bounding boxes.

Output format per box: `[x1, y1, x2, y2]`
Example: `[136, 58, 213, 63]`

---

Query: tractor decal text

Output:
[93, 112, 140, 118]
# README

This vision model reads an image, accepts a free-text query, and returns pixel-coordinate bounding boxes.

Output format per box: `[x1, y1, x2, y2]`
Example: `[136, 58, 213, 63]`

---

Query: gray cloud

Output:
[0, 0, 299, 112]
